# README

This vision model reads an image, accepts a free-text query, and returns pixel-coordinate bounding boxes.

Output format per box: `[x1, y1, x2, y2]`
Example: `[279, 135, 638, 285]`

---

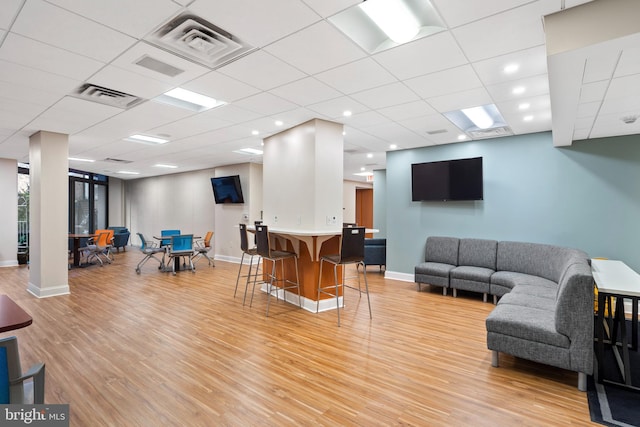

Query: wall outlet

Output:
[242, 213, 249, 222]
[274, 215, 278, 223]
[326, 215, 337, 225]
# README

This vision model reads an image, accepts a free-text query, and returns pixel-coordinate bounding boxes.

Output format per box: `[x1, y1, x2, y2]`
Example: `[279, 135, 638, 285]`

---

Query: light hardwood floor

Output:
[1, 250, 596, 426]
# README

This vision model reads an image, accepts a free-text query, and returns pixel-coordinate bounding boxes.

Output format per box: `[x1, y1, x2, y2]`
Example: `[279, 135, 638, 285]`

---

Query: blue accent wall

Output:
[385, 132, 640, 274]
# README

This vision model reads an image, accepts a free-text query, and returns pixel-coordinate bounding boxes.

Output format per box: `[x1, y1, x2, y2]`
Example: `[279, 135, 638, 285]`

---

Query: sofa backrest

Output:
[365, 238, 386, 247]
[458, 238, 497, 270]
[425, 236, 459, 265]
[107, 226, 128, 234]
[496, 241, 588, 283]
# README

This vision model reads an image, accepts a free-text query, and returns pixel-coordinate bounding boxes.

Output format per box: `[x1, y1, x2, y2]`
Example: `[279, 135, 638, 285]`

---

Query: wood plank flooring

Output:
[0, 250, 596, 426]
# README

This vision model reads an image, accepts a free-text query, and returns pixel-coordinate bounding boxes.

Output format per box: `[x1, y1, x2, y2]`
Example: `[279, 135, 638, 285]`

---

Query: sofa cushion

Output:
[497, 292, 557, 311]
[425, 236, 459, 265]
[450, 265, 494, 283]
[491, 271, 557, 289]
[509, 283, 557, 300]
[415, 262, 454, 277]
[485, 303, 570, 348]
[458, 238, 497, 270]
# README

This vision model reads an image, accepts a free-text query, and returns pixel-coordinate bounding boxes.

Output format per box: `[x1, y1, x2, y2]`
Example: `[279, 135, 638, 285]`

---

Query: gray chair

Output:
[234, 224, 261, 305]
[450, 238, 497, 302]
[414, 236, 460, 295]
[135, 232, 165, 274]
[317, 227, 372, 326]
[252, 225, 301, 316]
[0, 336, 45, 404]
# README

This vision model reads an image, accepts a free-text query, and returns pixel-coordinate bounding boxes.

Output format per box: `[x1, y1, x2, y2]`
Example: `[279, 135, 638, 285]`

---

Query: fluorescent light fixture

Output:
[116, 170, 140, 175]
[360, 0, 420, 44]
[153, 164, 178, 169]
[68, 157, 95, 162]
[235, 148, 263, 155]
[461, 106, 494, 129]
[125, 134, 169, 145]
[155, 87, 225, 112]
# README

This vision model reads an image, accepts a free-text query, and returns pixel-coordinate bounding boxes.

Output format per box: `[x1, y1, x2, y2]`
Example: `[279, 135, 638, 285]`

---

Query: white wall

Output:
[0, 158, 18, 267]
[108, 177, 125, 226]
[343, 179, 373, 224]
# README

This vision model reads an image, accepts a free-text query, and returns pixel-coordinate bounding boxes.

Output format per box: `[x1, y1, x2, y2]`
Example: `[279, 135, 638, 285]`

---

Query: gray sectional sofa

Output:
[415, 236, 594, 391]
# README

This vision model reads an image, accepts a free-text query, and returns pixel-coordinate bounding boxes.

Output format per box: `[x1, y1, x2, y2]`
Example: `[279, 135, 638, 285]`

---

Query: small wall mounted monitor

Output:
[211, 175, 244, 204]
[411, 157, 483, 201]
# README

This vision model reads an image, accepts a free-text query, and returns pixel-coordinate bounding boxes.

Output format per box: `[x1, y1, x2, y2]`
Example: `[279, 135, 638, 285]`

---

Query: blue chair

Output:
[160, 229, 180, 247]
[0, 336, 45, 404]
[135, 232, 165, 274]
[168, 234, 194, 275]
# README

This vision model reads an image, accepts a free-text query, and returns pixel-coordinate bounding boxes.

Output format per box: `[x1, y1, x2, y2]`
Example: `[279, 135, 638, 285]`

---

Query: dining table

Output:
[68, 233, 96, 268]
[0, 295, 32, 333]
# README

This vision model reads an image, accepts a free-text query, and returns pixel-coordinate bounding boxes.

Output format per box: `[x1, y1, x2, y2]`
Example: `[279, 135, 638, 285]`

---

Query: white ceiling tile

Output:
[579, 81, 608, 104]
[575, 101, 600, 118]
[428, 87, 493, 113]
[306, 96, 369, 119]
[583, 51, 620, 83]
[473, 45, 548, 86]
[361, 122, 433, 148]
[0, 33, 104, 81]
[452, 0, 558, 62]
[233, 92, 297, 116]
[350, 82, 420, 110]
[270, 77, 342, 106]
[344, 111, 391, 128]
[149, 111, 234, 141]
[614, 48, 640, 78]
[378, 100, 437, 121]
[486, 74, 549, 103]
[573, 128, 590, 141]
[431, 0, 533, 28]
[301, 0, 360, 17]
[268, 107, 326, 128]
[89, 65, 172, 100]
[605, 73, 640, 100]
[315, 58, 397, 94]
[0, 77, 66, 109]
[218, 50, 306, 91]
[373, 32, 468, 80]
[12, 0, 136, 62]
[0, 59, 80, 97]
[564, 0, 595, 8]
[265, 21, 366, 75]
[46, 0, 181, 39]
[191, 0, 321, 48]
[599, 94, 640, 116]
[405, 65, 482, 99]
[0, 0, 22, 30]
[182, 71, 261, 104]
[27, 96, 122, 135]
[203, 105, 262, 125]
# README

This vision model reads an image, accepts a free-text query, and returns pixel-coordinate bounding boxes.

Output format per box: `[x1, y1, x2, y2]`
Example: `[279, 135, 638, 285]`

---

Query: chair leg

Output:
[316, 260, 324, 313]
[294, 257, 301, 308]
[265, 260, 278, 317]
[334, 264, 341, 327]
[234, 253, 246, 298]
[362, 262, 372, 320]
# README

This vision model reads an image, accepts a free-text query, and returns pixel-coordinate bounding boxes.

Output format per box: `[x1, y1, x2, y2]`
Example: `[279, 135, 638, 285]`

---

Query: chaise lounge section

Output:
[414, 236, 594, 391]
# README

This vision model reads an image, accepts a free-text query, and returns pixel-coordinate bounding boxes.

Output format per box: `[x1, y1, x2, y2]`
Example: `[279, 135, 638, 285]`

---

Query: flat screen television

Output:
[411, 157, 483, 201]
[211, 175, 244, 204]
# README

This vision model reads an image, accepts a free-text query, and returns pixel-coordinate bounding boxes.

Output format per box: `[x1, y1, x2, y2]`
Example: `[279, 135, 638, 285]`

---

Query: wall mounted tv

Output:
[211, 175, 245, 204]
[411, 157, 483, 201]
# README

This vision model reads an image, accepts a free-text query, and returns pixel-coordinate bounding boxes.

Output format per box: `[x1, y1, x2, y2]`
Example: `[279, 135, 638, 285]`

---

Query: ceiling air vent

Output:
[147, 14, 255, 69]
[103, 158, 132, 164]
[135, 55, 184, 77]
[72, 84, 144, 109]
[467, 126, 513, 139]
[426, 129, 447, 135]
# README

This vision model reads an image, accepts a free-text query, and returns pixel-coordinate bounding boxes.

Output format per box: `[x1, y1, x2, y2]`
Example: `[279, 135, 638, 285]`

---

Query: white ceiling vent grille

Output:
[468, 126, 513, 139]
[72, 84, 144, 109]
[135, 55, 184, 77]
[147, 14, 255, 69]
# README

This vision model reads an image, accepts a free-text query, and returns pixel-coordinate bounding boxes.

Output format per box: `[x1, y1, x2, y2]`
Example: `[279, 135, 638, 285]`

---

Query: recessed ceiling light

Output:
[360, 167, 366, 171]
[153, 164, 178, 169]
[512, 86, 526, 95]
[389, 144, 397, 150]
[503, 63, 519, 74]
[125, 134, 169, 145]
[275, 120, 283, 126]
[68, 157, 95, 162]
[116, 171, 140, 175]
[342, 131, 346, 136]
[523, 115, 534, 121]
[343, 110, 352, 117]
[155, 87, 225, 112]
[353, 171, 372, 177]
[457, 134, 467, 140]
[366, 153, 373, 158]
[461, 106, 494, 129]
[518, 103, 531, 110]
[251, 130, 259, 135]
[235, 148, 263, 155]
[360, 0, 420, 44]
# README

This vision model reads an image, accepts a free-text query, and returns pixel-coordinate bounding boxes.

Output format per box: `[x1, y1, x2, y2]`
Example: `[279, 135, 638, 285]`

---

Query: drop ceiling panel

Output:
[614, 48, 640, 78]
[344, 111, 392, 128]
[301, 0, 360, 17]
[0, 59, 80, 99]
[202, 105, 262, 125]
[362, 122, 433, 148]
[315, 58, 397, 94]
[579, 81, 608, 104]
[604, 73, 640, 100]
[0, 33, 104, 81]
[270, 77, 342, 106]
[405, 65, 482, 99]
[46, 0, 181, 39]
[372, 32, 468, 80]
[217, 50, 306, 91]
[89, 65, 172, 100]
[149, 112, 234, 141]
[575, 101, 600, 118]
[191, 0, 321, 48]
[473, 45, 548, 86]
[27, 96, 123, 135]
[0, 80, 65, 109]
[399, 114, 463, 144]
[599, 94, 640, 116]
[183, 71, 260, 104]
[0, 0, 22, 30]
[452, 0, 557, 62]
[265, 21, 367, 75]
[306, 96, 369, 119]
[350, 82, 420, 110]
[233, 92, 297, 116]
[486, 74, 549, 103]
[431, 0, 533, 28]
[377, 101, 437, 122]
[12, 0, 136, 62]
[583, 51, 620, 83]
[427, 87, 493, 113]
[110, 42, 211, 85]
[590, 112, 640, 138]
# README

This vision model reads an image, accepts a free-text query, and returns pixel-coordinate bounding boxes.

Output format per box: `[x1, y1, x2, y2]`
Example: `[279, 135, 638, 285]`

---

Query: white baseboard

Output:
[384, 270, 414, 282]
[255, 283, 342, 312]
[0, 260, 19, 267]
[27, 282, 70, 298]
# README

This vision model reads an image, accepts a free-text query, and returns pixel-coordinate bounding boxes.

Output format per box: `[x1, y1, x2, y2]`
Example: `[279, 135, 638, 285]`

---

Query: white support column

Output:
[0, 158, 18, 267]
[28, 131, 70, 298]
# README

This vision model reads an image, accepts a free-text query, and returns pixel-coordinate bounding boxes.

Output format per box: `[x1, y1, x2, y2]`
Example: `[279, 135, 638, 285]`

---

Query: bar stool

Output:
[317, 226, 372, 326]
[234, 223, 261, 305]
[252, 224, 301, 316]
